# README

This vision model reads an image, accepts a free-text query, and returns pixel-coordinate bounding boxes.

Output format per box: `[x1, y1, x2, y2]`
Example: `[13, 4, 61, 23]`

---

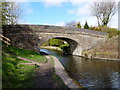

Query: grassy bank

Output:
[2, 45, 68, 88]
[2, 44, 47, 88]
[4, 45, 47, 63]
[82, 36, 119, 59]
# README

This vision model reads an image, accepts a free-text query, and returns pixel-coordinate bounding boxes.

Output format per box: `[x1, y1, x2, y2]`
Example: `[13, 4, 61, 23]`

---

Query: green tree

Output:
[77, 22, 81, 28]
[84, 21, 89, 29]
[1, 0, 21, 25]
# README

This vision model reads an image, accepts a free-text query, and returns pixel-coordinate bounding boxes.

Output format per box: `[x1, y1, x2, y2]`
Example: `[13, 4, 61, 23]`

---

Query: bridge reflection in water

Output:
[40, 49, 120, 88]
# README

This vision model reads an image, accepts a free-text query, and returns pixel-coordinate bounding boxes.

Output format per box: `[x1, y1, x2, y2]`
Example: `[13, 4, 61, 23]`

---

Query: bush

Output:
[89, 26, 102, 31]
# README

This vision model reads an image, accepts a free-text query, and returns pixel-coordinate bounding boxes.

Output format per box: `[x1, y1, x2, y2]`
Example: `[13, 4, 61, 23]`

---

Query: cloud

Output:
[42, 0, 66, 7]
[76, 4, 91, 16]
[42, 0, 94, 7]
[67, 9, 75, 14]
[69, 0, 91, 6]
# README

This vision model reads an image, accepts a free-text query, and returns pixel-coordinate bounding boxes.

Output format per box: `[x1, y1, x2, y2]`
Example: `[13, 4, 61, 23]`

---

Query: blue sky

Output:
[17, 0, 118, 28]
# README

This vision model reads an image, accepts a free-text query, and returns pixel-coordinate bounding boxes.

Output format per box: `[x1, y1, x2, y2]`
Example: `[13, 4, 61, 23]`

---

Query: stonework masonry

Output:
[3, 25, 107, 56]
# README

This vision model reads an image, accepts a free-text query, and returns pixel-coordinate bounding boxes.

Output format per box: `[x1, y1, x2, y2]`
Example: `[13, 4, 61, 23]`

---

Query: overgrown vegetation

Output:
[89, 26, 120, 38]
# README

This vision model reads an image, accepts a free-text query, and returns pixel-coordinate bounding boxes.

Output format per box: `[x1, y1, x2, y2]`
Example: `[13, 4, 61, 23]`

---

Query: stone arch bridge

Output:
[3, 25, 107, 56]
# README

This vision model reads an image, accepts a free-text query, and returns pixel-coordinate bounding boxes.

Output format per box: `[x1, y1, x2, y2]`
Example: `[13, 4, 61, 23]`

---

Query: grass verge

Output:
[2, 50, 37, 88]
[4, 45, 47, 63]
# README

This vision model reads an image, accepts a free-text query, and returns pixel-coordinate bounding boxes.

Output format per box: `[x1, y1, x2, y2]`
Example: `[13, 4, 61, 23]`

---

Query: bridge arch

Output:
[39, 37, 78, 55]
[3, 25, 107, 56]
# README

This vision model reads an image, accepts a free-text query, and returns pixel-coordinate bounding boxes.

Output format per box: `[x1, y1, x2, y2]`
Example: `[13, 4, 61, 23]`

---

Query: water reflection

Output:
[40, 49, 120, 88]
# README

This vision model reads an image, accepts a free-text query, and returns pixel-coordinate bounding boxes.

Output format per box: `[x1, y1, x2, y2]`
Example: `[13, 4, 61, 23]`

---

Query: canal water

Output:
[40, 49, 120, 88]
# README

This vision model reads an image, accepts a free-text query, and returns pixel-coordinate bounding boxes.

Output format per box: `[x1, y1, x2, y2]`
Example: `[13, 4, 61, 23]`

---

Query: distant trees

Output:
[90, 0, 116, 26]
[1, 0, 21, 25]
[65, 21, 77, 28]
[65, 21, 82, 28]
[84, 21, 89, 29]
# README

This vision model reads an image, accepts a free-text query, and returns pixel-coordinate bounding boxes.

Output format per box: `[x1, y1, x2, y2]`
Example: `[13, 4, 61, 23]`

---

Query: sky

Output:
[13, 0, 119, 28]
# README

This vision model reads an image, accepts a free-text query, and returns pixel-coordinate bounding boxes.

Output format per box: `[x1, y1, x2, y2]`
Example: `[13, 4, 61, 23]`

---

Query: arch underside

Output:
[40, 37, 78, 54]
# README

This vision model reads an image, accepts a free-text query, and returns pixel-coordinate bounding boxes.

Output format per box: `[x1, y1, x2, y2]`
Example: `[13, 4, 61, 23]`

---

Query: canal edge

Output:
[75, 55, 120, 61]
[50, 55, 84, 89]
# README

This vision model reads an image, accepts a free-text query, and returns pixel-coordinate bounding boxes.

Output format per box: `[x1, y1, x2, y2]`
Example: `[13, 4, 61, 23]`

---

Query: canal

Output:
[40, 49, 120, 88]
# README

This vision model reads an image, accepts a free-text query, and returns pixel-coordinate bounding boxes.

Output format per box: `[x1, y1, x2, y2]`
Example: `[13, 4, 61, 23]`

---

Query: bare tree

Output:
[90, 0, 116, 26]
[65, 21, 77, 28]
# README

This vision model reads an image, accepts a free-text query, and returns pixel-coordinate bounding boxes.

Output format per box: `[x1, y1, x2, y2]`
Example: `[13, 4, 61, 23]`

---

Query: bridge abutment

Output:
[72, 46, 83, 56]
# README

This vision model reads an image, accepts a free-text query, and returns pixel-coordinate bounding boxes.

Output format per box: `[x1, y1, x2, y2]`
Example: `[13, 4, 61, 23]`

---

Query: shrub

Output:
[89, 26, 102, 31]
